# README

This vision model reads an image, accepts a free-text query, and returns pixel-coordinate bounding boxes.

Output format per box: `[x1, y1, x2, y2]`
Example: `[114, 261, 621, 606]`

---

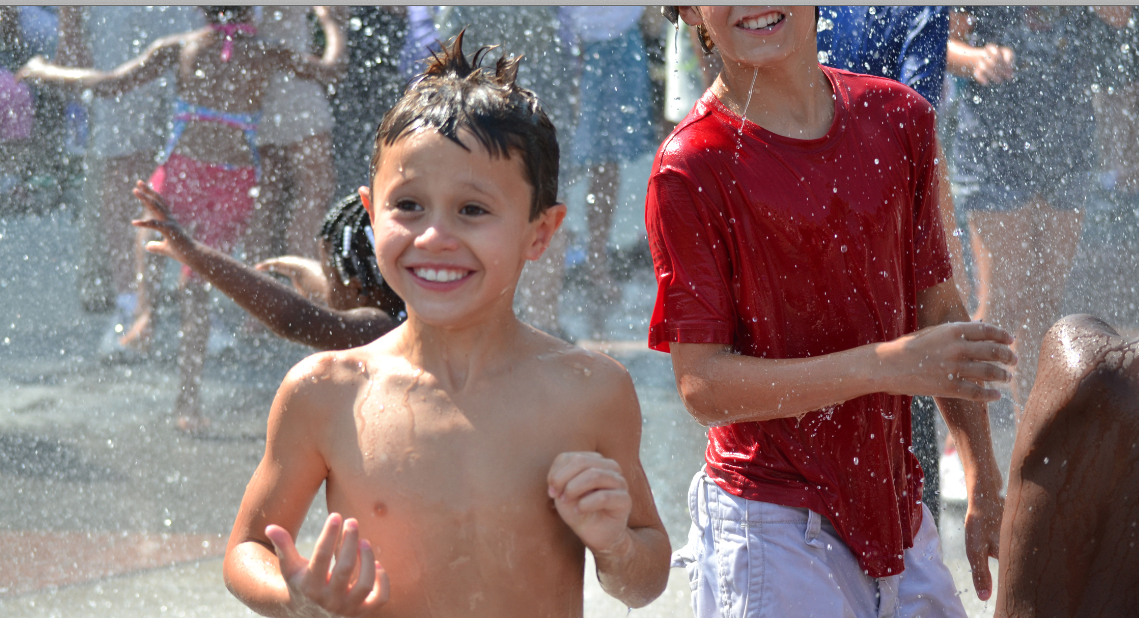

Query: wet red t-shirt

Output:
[646, 66, 951, 578]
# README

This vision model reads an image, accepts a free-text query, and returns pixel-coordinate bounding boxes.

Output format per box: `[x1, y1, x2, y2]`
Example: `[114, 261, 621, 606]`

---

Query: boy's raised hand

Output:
[877, 321, 1017, 401]
[131, 180, 198, 264]
[265, 513, 389, 618]
[548, 452, 634, 558]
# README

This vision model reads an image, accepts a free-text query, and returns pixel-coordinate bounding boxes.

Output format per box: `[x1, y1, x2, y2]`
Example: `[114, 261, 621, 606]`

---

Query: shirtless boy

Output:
[997, 314, 1139, 616]
[222, 33, 671, 617]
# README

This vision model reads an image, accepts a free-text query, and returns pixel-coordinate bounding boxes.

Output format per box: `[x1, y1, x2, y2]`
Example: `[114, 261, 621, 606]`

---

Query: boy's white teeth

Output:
[415, 268, 467, 283]
[742, 13, 784, 30]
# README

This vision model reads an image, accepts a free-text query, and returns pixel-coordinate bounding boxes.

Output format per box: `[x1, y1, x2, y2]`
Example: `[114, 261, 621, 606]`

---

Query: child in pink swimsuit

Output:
[20, 6, 343, 433]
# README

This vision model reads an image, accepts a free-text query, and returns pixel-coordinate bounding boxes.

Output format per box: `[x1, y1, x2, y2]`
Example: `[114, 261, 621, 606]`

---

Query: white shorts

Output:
[671, 470, 967, 618]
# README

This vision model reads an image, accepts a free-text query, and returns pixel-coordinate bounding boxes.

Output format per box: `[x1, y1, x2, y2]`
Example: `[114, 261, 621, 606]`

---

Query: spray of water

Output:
[734, 68, 760, 156]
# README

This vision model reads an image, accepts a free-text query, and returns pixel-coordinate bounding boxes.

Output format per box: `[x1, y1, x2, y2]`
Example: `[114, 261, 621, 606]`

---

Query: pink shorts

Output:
[149, 153, 256, 278]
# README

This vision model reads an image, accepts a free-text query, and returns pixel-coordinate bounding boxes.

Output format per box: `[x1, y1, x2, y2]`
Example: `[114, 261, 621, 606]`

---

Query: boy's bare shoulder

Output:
[523, 330, 639, 416]
[275, 340, 401, 410]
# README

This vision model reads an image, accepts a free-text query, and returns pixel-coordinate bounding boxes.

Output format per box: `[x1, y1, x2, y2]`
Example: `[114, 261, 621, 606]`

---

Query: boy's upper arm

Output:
[588, 357, 663, 532]
[230, 355, 336, 546]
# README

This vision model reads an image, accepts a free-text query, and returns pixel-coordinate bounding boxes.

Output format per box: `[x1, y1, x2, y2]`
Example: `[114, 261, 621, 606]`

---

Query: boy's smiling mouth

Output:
[411, 267, 473, 284]
[738, 11, 785, 33]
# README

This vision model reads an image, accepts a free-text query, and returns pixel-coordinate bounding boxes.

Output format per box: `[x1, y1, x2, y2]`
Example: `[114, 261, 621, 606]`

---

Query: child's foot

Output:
[176, 415, 211, 435]
[117, 309, 154, 355]
[174, 392, 208, 435]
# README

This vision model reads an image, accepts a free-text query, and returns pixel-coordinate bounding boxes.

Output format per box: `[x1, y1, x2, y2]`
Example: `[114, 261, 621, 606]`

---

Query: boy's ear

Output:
[678, 6, 704, 27]
[359, 186, 374, 224]
[525, 203, 567, 262]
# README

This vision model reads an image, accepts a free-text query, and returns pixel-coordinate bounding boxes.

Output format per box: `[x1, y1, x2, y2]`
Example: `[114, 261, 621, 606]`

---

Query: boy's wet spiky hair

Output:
[368, 29, 559, 220]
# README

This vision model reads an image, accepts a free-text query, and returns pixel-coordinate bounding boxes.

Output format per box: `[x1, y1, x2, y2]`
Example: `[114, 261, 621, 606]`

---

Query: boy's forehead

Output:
[374, 129, 530, 194]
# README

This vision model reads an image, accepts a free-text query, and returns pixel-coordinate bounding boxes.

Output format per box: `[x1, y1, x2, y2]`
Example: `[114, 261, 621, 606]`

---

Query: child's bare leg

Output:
[1016, 200, 1082, 404]
[586, 162, 620, 338]
[119, 227, 164, 352]
[285, 133, 334, 260]
[248, 146, 288, 264]
[969, 208, 1035, 409]
[100, 152, 154, 296]
[176, 278, 210, 433]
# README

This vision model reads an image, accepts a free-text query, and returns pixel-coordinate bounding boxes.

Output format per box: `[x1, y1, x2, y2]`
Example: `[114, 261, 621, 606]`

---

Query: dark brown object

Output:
[997, 314, 1139, 617]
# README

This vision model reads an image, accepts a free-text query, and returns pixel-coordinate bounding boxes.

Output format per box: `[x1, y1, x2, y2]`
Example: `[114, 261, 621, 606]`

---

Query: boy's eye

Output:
[394, 199, 422, 212]
[459, 203, 490, 216]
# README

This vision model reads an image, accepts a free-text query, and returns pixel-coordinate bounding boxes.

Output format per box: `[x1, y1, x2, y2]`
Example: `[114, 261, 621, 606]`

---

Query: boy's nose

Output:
[414, 223, 460, 252]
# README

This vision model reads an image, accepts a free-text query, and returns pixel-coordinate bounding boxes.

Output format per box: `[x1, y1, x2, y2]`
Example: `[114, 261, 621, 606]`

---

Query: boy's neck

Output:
[394, 308, 530, 391]
[712, 52, 834, 141]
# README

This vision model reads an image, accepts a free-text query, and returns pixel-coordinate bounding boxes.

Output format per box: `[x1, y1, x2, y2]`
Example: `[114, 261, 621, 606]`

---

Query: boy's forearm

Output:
[672, 343, 890, 426]
[935, 397, 1002, 495]
[224, 541, 294, 617]
[593, 526, 671, 609]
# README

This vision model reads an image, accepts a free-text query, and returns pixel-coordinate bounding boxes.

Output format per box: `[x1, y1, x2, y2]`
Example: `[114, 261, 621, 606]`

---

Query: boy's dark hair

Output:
[201, 6, 252, 25]
[368, 29, 559, 221]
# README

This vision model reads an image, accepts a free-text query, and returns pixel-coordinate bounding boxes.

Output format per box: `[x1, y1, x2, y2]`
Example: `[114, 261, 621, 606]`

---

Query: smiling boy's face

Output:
[360, 129, 565, 328]
[682, 6, 817, 69]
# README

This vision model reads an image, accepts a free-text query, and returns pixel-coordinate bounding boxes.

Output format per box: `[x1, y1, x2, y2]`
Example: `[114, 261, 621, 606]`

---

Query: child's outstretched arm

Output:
[547, 363, 670, 608]
[266, 6, 347, 86]
[224, 356, 389, 616]
[17, 35, 181, 97]
[132, 182, 395, 350]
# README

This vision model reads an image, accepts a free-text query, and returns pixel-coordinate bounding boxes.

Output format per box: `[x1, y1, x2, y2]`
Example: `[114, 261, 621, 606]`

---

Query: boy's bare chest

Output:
[326, 378, 592, 511]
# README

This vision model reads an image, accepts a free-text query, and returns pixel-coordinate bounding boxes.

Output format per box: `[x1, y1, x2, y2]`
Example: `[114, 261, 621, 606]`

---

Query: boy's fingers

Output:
[957, 322, 1013, 344]
[345, 540, 376, 607]
[968, 542, 994, 601]
[309, 513, 344, 584]
[955, 361, 1011, 384]
[963, 341, 1017, 366]
[575, 488, 632, 515]
[548, 452, 618, 495]
[560, 467, 627, 503]
[329, 518, 361, 591]
[264, 525, 306, 578]
[361, 561, 391, 610]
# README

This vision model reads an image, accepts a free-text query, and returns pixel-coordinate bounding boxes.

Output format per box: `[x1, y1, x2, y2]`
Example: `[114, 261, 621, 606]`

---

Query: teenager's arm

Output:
[670, 315, 1014, 427]
[18, 36, 180, 97]
[224, 356, 388, 616]
[132, 183, 395, 350]
[918, 278, 1004, 601]
[548, 361, 670, 608]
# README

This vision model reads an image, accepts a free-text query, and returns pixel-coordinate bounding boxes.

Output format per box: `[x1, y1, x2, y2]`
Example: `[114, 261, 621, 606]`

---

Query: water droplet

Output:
[853, 457, 859, 465]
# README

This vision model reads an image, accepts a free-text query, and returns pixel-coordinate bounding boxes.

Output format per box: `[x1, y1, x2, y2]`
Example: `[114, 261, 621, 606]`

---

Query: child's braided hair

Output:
[368, 29, 559, 220]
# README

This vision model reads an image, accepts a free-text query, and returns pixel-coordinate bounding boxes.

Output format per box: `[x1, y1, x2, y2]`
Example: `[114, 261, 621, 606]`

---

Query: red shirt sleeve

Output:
[645, 170, 737, 352]
[910, 105, 953, 292]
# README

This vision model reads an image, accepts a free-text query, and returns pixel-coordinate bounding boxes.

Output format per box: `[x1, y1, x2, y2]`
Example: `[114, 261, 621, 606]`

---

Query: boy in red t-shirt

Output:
[652, 7, 1016, 616]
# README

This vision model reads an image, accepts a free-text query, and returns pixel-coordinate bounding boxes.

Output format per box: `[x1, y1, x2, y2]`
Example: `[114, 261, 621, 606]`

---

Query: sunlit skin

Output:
[222, 129, 671, 617]
[672, 5, 1014, 600]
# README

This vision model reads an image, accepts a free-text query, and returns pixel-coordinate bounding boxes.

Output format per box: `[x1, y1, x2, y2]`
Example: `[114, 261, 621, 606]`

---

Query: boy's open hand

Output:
[265, 513, 389, 617]
[548, 452, 634, 558]
[877, 321, 1016, 401]
[131, 180, 198, 264]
